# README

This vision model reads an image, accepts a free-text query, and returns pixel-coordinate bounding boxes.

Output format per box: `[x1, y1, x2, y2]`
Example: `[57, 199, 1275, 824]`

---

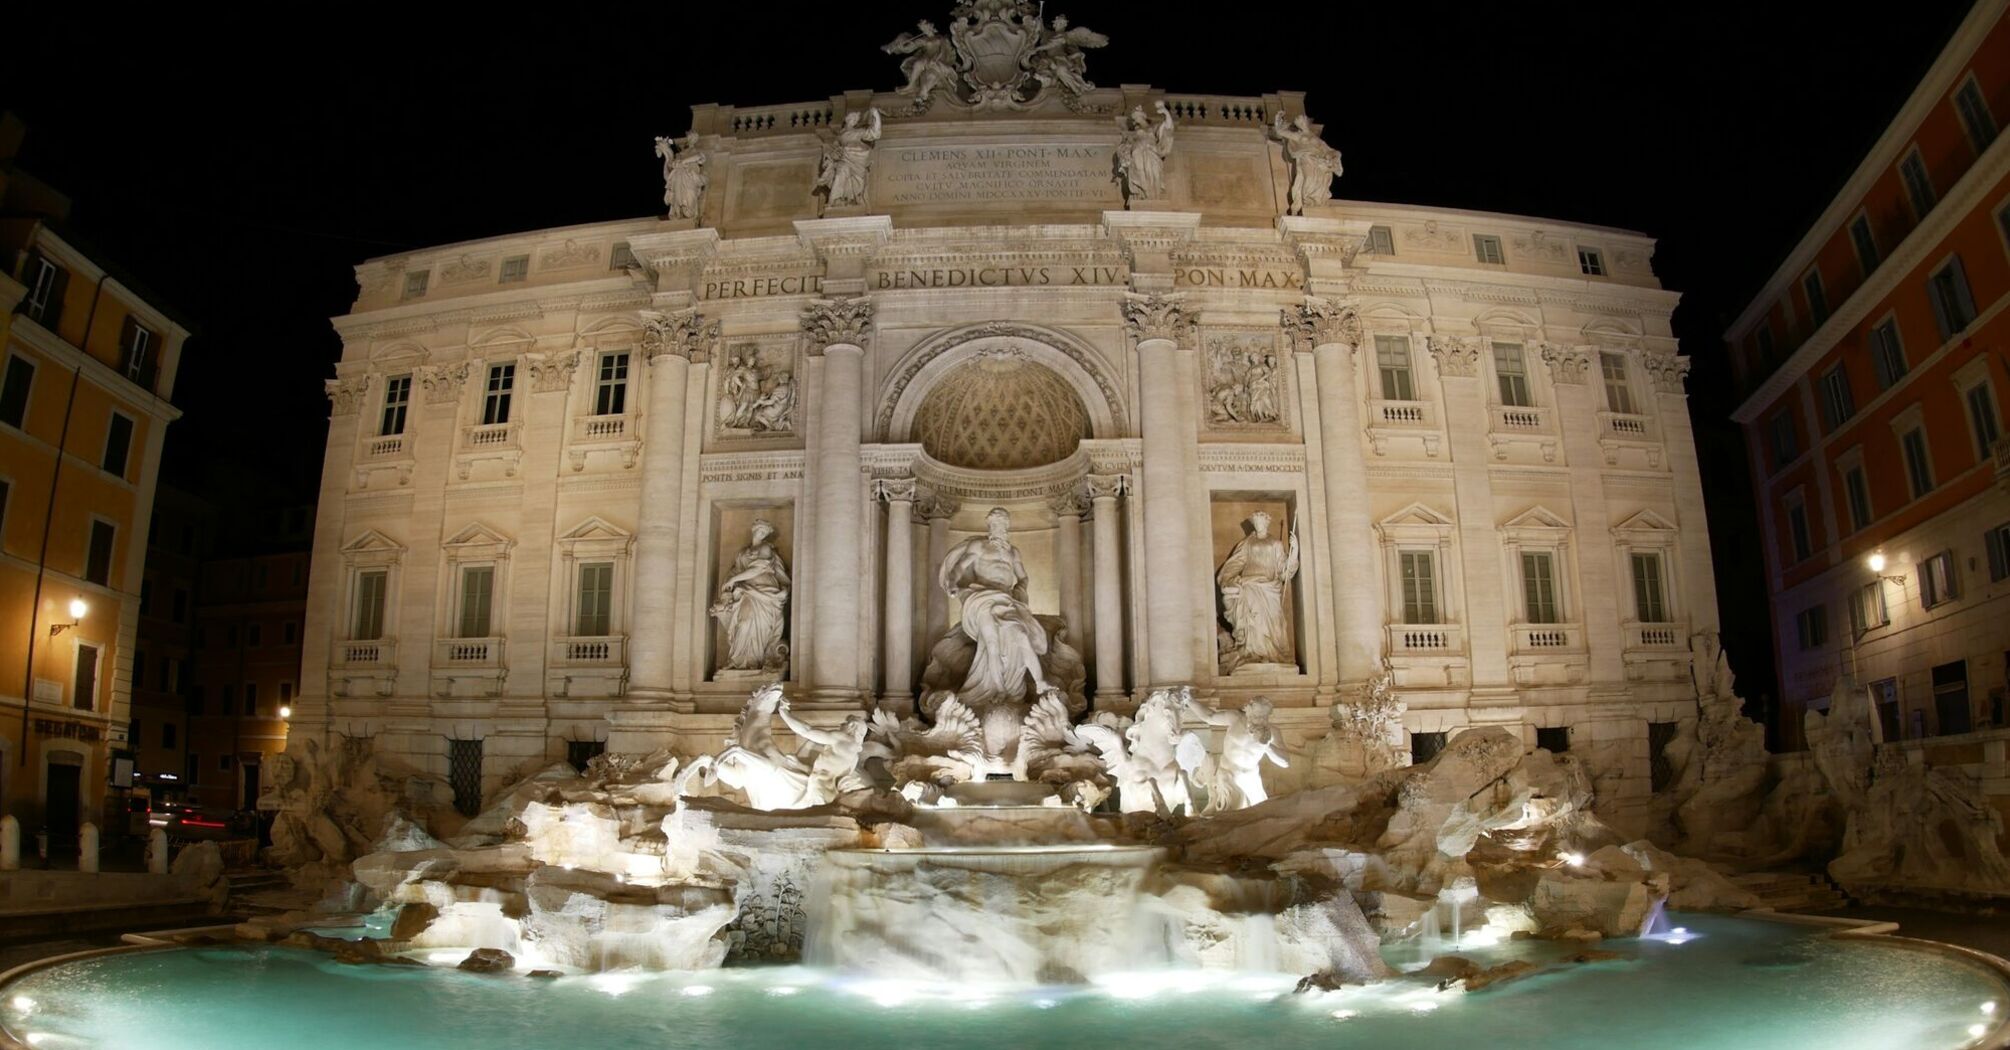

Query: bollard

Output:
[0, 815, 18, 871]
[78, 821, 99, 873]
[147, 827, 169, 874]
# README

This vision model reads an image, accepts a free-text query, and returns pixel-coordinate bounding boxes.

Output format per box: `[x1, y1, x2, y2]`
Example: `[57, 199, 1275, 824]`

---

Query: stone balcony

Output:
[1486, 404, 1558, 462]
[1384, 623, 1469, 688]
[432, 636, 507, 697]
[331, 638, 397, 698]
[1622, 621, 1690, 682]
[1508, 622, 1587, 686]
[1365, 399, 1442, 457]
[354, 432, 415, 488]
[456, 421, 522, 480]
[567, 413, 640, 472]
[547, 635, 629, 698]
[1595, 411, 1661, 467]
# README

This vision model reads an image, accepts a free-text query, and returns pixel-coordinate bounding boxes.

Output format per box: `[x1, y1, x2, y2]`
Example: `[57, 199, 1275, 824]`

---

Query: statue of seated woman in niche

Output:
[1216, 510, 1300, 674]
[711, 518, 790, 673]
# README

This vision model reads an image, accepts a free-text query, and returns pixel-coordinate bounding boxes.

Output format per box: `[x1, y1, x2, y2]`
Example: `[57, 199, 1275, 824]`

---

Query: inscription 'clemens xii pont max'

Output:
[877, 144, 1114, 206]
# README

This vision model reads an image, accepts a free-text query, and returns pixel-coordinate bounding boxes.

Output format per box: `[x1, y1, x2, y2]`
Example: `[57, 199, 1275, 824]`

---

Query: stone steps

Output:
[1729, 871, 1851, 913]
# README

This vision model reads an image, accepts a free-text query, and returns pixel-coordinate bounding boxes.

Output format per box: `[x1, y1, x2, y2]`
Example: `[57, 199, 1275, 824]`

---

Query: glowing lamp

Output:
[279, 706, 293, 719]
[1866, 552, 1886, 574]
[50, 598, 89, 637]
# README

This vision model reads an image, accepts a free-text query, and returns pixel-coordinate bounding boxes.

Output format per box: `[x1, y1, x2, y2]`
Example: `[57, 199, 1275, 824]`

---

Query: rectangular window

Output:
[1366, 225, 1395, 255]
[567, 740, 607, 773]
[247, 624, 261, 647]
[85, 520, 114, 585]
[352, 570, 387, 640]
[402, 271, 429, 299]
[1870, 320, 1907, 389]
[482, 364, 515, 425]
[1375, 335, 1414, 401]
[499, 255, 530, 283]
[162, 722, 176, 750]
[1577, 248, 1605, 276]
[1873, 678, 1902, 741]
[1929, 256, 1977, 341]
[101, 412, 134, 478]
[458, 565, 495, 637]
[220, 755, 233, 772]
[1901, 426, 1934, 499]
[1521, 551, 1560, 624]
[244, 682, 258, 717]
[1987, 521, 2010, 581]
[1756, 326, 1777, 365]
[284, 621, 297, 644]
[1473, 235, 1505, 265]
[161, 656, 175, 691]
[280, 681, 293, 703]
[74, 643, 98, 711]
[1411, 731, 1447, 765]
[1493, 343, 1531, 407]
[1803, 269, 1829, 326]
[1649, 721, 1679, 792]
[1599, 351, 1636, 415]
[1630, 552, 1668, 622]
[1965, 382, 2001, 460]
[379, 374, 411, 436]
[1850, 214, 1880, 276]
[1956, 77, 1997, 155]
[22, 255, 65, 328]
[594, 352, 629, 416]
[118, 318, 154, 386]
[1818, 366, 1855, 430]
[1844, 465, 1873, 532]
[1399, 550, 1438, 625]
[1851, 581, 1889, 634]
[172, 588, 187, 623]
[0, 355, 35, 429]
[1920, 550, 1960, 609]
[0, 478, 9, 546]
[1900, 149, 1936, 218]
[449, 738, 484, 817]
[1795, 604, 1828, 650]
[1787, 501, 1813, 563]
[575, 561, 614, 636]
[1536, 726, 1570, 753]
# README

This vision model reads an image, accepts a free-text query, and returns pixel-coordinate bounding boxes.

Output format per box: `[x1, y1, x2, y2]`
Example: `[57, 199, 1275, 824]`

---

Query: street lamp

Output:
[278, 706, 292, 719]
[1866, 551, 1907, 585]
[49, 597, 88, 637]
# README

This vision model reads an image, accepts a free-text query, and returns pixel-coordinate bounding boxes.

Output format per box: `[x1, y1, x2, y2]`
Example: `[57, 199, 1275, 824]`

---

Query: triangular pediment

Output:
[1613, 509, 1678, 534]
[1380, 502, 1454, 528]
[443, 521, 514, 551]
[1502, 505, 1571, 531]
[558, 516, 631, 542]
[339, 528, 405, 555]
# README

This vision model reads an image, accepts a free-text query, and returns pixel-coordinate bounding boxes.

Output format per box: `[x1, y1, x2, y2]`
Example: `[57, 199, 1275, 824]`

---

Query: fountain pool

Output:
[4, 915, 2005, 1050]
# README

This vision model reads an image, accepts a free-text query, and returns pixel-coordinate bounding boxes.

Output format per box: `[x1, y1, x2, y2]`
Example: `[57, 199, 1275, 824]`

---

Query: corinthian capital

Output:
[1083, 473, 1129, 501]
[640, 308, 719, 362]
[874, 476, 917, 503]
[913, 486, 960, 521]
[1641, 350, 1692, 394]
[417, 361, 470, 405]
[1282, 296, 1362, 352]
[1539, 343, 1592, 385]
[1426, 335, 1482, 378]
[525, 350, 581, 393]
[324, 375, 371, 416]
[1121, 292, 1191, 345]
[801, 295, 875, 349]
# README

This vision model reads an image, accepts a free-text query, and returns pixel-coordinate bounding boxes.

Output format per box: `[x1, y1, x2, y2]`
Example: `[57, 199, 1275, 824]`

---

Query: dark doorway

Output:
[45, 758, 82, 855]
[241, 760, 260, 811]
[1934, 661, 1971, 736]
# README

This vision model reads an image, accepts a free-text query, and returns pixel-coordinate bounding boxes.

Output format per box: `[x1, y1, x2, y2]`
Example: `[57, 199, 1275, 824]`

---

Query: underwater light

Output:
[9, 996, 33, 1013]
[682, 985, 714, 997]
[1985, 1001, 1999, 1015]
[1971, 1023, 1988, 1038]
[766, 986, 800, 997]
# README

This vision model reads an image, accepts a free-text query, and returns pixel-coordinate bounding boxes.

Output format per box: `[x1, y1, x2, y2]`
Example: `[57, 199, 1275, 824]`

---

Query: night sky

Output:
[3, 2, 1977, 721]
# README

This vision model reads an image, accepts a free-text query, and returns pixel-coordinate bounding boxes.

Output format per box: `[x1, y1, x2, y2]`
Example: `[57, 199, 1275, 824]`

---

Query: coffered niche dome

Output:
[911, 354, 1091, 470]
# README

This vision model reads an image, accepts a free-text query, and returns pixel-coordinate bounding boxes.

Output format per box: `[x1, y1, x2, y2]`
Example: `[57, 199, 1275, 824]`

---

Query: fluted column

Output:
[1051, 487, 1088, 657]
[917, 488, 957, 648]
[877, 477, 917, 709]
[1643, 351, 1717, 634]
[1124, 293, 1200, 687]
[629, 309, 715, 698]
[1287, 298, 1381, 689]
[1086, 473, 1129, 703]
[802, 296, 874, 702]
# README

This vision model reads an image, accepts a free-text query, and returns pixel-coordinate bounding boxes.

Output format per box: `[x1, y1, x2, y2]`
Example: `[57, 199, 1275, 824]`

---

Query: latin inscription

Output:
[1174, 267, 1305, 291]
[873, 265, 1123, 291]
[701, 274, 824, 301]
[878, 144, 1115, 207]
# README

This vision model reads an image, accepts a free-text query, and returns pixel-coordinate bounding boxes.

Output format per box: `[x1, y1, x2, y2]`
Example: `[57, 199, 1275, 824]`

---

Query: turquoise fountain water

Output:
[4, 915, 2004, 1050]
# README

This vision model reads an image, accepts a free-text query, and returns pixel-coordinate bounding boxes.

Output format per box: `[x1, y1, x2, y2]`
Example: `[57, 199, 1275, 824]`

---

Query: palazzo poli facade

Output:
[296, 5, 1711, 836]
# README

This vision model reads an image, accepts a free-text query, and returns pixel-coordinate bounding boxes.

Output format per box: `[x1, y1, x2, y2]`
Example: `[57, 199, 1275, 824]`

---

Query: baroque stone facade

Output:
[297, 3, 1712, 839]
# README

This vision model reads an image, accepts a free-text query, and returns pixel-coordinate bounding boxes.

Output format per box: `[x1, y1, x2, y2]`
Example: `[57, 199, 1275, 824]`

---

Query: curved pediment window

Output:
[911, 355, 1090, 470]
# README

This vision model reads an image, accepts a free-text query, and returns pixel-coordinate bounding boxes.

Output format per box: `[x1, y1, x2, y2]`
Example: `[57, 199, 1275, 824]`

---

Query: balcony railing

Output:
[462, 422, 519, 449]
[435, 636, 505, 667]
[339, 639, 396, 666]
[1625, 622, 1683, 650]
[575, 414, 628, 441]
[1597, 411, 1654, 440]
[1161, 95, 1270, 125]
[364, 434, 407, 458]
[552, 635, 626, 666]
[1369, 399, 1436, 427]
[1492, 405, 1549, 431]
[1386, 623, 1465, 656]
[1510, 622, 1585, 653]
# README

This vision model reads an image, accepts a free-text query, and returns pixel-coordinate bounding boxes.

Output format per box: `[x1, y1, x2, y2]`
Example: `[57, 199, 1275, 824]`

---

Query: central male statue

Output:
[940, 507, 1054, 707]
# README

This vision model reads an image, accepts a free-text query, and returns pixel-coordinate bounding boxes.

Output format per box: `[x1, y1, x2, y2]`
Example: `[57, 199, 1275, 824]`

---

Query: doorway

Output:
[241, 760, 260, 812]
[45, 756, 82, 856]
[1934, 660, 1971, 736]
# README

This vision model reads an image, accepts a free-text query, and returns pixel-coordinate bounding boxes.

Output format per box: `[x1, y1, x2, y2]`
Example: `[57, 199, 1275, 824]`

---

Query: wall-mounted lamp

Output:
[278, 706, 293, 720]
[49, 597, 89, 637]
[1866, 551, 1907, 585]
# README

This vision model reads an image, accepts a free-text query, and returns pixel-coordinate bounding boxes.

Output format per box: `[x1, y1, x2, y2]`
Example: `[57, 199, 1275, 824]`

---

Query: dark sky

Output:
[3, 2, 1977, 716]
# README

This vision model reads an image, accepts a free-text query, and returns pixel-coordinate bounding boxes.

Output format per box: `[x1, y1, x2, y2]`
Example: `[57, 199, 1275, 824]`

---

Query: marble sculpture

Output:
[1215, 511, 1301, 673]
[710, 518, 791, 672]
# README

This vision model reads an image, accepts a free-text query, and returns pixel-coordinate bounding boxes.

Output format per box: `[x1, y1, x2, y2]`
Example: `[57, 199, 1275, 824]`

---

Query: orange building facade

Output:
[0, 138, 187, 851]
[1729, 0, 2010, 748]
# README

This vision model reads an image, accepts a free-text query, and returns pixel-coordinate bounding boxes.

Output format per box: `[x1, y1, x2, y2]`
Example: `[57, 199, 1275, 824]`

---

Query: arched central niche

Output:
[910, 353, 1091, 470]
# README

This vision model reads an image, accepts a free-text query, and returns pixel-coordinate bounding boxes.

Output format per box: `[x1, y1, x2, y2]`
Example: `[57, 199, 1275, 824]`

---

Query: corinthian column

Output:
[916, 488, 958, 648]
[1050, 486, 1089, 657]
[1123, 292, 1201, 687]
[877, 477, 917, 711]
[1286, 298, 1380, 689]
[1085, 474, 1128, 704]
[630, 310, 716, 699]
[802, 296, 874, 703]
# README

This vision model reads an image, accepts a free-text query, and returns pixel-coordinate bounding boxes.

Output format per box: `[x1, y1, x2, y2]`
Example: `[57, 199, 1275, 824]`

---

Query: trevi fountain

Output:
[6, 4, 2010, 1048]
